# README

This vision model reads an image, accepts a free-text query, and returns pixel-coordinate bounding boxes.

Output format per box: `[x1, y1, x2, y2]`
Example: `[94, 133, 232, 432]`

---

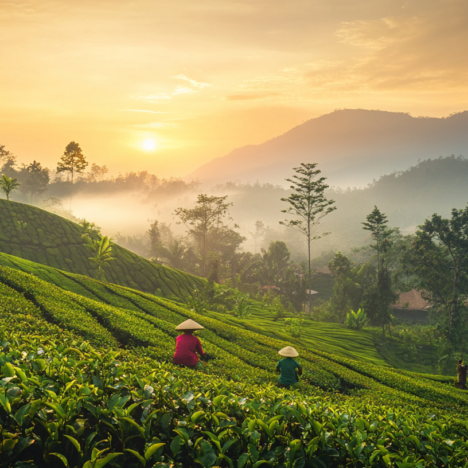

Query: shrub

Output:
[345, 308, 368, 330]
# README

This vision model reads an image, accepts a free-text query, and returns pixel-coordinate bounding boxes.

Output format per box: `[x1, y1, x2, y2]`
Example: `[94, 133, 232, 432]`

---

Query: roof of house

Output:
[392, 289, 432, 311]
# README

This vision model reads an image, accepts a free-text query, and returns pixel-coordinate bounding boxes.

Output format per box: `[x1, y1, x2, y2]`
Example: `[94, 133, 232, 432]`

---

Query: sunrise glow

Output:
[142, 139, 157, 151]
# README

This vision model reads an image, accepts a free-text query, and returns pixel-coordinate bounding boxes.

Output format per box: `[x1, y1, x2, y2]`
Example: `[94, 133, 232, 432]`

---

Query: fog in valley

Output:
[7, 154, 465, 268]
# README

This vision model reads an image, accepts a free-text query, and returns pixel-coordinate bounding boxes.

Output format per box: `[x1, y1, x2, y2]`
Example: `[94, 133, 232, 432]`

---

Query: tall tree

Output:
[175, 194, 241, 277]
[362, 206, 398, 334]
[57, 142, 88, 184]
[408, 206, 468, 353]
[19, 161, 50, 203]
[0, 174, 20, 200]
[280, 163, 336, 310]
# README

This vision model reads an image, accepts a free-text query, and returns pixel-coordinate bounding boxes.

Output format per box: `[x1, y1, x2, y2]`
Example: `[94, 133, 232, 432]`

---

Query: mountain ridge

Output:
[187, 109, 468, 187]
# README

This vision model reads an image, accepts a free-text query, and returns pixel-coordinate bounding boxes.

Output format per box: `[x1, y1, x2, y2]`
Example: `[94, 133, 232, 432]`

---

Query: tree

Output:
[57, 142, 88, 184]
[362, 206, 398, 334]
[280, 163, 336, 309]
[408, 206, 468, 354]
[0, 174, 20, 200]
[84, 235, 114, 280]
[19, 161, 50, 203]
[249, 220, 265, 254]
[175, 194, 244, 277]
[362, 206, 394, 271]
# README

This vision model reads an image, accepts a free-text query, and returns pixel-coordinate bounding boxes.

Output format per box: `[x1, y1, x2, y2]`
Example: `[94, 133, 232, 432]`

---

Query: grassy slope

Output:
[0, 262, 466, 410]
[0, 251, 436, 373]
[217, 303, 439, 374]
[0, 198, 205, 297]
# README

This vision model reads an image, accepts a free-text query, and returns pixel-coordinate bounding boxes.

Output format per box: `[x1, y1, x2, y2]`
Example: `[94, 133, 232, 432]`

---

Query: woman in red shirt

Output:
[173, 319, 206, 368]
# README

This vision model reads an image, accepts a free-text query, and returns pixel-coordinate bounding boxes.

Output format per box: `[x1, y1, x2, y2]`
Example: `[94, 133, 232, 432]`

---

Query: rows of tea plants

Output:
[2, 261, 467, 413]
[2, 309, 468, 467]
[0, 265, 276, 385]
[0, 199, 206, 296]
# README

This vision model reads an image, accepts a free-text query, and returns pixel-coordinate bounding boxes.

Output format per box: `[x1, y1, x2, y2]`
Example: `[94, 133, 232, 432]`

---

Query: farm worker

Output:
[173, 319, 206, 369]
[276, 346, 302, 389]
[457, 359, 467, 390]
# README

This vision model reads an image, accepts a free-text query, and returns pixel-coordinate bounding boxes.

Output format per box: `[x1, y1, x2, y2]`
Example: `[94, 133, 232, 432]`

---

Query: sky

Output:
[1, 0, 467, 178]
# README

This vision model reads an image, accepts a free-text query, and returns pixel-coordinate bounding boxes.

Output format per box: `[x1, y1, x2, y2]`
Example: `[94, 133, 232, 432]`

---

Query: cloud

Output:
[173, 74, 212, 89]
[172, 85, 197, 95]
[334, 1, 468, 90]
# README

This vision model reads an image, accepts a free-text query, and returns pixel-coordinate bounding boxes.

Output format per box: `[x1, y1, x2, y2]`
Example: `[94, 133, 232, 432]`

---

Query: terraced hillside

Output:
[0, 252, 438, 373]
[1, 262, 468, 467]
[0, 199, 205, 297]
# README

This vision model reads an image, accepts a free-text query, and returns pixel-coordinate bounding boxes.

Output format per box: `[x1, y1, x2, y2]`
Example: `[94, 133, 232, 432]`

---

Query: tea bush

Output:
[2, 312, 468, 468]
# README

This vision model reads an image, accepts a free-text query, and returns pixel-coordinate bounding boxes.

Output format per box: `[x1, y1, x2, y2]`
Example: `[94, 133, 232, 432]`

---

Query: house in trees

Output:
[392, 290, 432, 323]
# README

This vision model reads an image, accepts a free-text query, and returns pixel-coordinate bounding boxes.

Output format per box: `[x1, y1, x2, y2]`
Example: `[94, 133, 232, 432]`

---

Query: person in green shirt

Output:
[276, 346, 302, 389]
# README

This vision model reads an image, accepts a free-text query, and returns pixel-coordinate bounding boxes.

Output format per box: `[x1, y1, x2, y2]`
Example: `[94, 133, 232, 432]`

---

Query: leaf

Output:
[126, 449, 146, 466]
[253, 462, 270, 468]
[45, 402, 66, 419]
[238, 453, 250, 468]
[64, 435, 82, 455]
[196, 441, 217, 468]
[96, 453, 123, 468]
[2, 362, 15, 377]
[145, 442, 165, 461]
[170, 435, 182, 456]
[120, 417, 145, 436]
[191, 411, 205, 423]
[50, 453, 68, 467]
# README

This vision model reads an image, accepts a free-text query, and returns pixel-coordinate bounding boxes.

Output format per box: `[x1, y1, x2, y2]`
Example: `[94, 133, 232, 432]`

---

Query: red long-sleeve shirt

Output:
[173, 334, 205, 367]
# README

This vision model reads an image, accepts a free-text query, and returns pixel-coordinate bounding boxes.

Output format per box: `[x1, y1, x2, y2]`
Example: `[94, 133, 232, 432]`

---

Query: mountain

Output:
[0, 199, 205, 298]
[187, 109, 468, 187]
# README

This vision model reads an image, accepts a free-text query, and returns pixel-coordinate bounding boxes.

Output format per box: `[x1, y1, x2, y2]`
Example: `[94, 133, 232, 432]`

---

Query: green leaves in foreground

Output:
[2, 313, 468, 468]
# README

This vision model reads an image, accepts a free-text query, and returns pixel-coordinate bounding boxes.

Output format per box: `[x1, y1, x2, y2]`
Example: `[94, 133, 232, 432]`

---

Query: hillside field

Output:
[0, 199, 205, 298]
[1, 256, 468, 466]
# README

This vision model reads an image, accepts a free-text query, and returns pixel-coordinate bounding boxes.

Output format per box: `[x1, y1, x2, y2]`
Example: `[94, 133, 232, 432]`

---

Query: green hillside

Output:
[0, 251, 438, 373]
[0, 199, 205, 298]
[1, 262, 468, 467]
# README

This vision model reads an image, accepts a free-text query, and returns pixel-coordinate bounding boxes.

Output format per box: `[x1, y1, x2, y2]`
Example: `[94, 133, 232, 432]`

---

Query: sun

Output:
[142, 139, 157, 151]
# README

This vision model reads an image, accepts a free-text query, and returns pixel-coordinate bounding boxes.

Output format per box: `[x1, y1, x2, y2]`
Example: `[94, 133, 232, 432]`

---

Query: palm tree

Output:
[85, 235, 114, 280]
[159, 239, 194, 270]
[0, 174, 20, 200]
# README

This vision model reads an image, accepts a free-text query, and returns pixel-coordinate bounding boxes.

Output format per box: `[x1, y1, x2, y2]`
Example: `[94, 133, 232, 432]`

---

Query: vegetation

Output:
[0, 198, 205, 297]
[175, 194, 245, 278]
[84, 235, 115, 280]
[0, 174, 20, 200]
[1, 260, 468, 467]
[345, 309, 368, 330]
[280, 163, 336, 310]
[56, 141, 88, 185]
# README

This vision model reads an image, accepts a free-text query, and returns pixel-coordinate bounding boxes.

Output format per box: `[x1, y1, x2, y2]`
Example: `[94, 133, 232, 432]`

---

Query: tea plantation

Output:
[0, 199, 205, 298]
[1, 260, 468, 467]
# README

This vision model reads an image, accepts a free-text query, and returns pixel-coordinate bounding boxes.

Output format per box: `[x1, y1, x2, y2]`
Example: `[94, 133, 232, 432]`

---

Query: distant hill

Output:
[0, 199, 205, 298]
[188, 109, 468, 187]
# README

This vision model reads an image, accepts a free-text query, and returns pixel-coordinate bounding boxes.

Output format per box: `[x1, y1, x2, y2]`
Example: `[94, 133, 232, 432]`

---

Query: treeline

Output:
[0, 142, 199, 205]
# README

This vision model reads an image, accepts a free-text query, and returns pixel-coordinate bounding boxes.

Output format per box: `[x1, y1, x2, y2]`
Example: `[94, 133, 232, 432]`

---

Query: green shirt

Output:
[276, 358, 301, 385]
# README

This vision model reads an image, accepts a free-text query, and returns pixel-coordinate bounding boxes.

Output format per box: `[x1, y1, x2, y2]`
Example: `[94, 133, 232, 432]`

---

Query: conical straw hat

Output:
[278, 346, 299, 357]
[176, 319, 204, 331]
